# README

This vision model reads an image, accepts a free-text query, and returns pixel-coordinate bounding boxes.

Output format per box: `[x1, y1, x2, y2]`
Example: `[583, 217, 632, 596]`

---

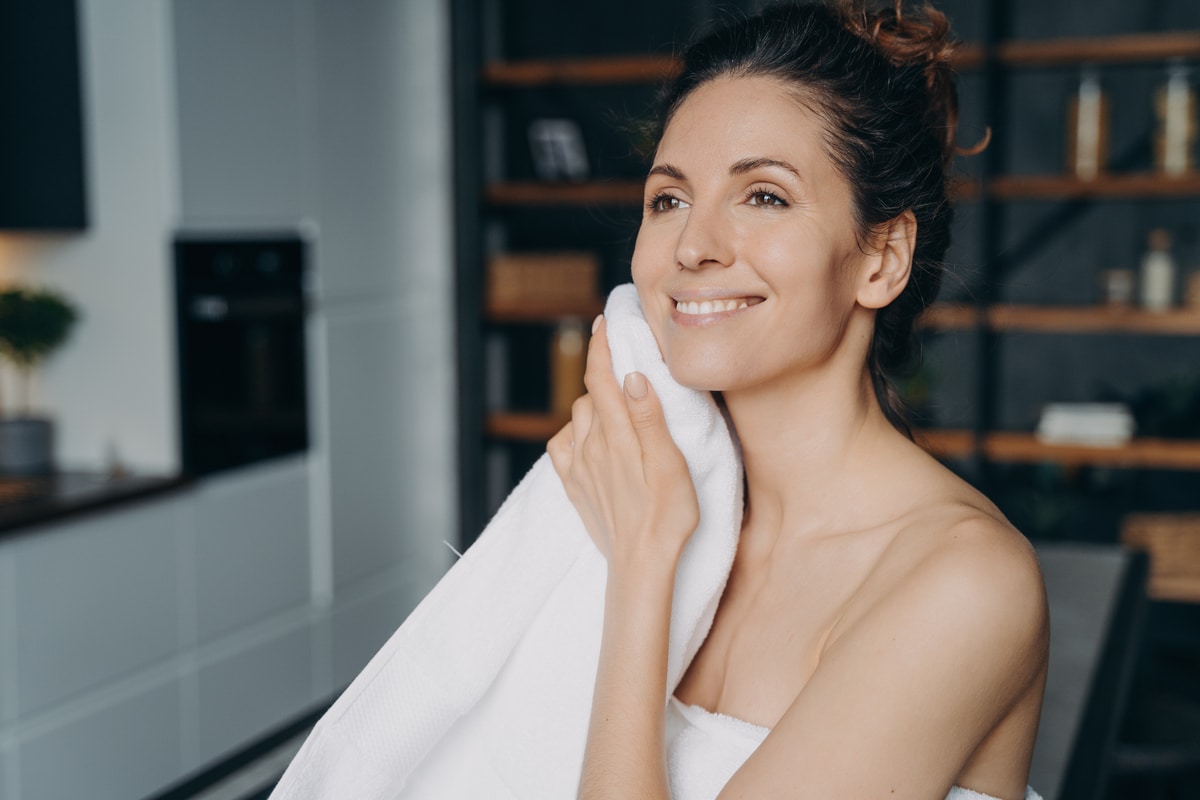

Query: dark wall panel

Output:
[0, 0, 88, 230]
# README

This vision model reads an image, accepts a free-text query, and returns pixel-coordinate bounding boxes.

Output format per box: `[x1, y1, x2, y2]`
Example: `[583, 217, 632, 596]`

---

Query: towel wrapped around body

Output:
[269, 284, 742, 799]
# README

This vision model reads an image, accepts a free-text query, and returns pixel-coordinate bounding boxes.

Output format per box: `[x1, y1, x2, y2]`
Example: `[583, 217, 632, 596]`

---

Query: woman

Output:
[545, 2, 1050, 799]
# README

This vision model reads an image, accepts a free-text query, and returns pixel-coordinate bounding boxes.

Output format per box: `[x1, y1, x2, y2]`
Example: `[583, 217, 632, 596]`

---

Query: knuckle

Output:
[572, 394, 591, 418]
[582, 368, 601, 393]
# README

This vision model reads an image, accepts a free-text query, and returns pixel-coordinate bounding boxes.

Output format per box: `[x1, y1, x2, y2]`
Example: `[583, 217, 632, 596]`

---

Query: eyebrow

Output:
[729, 156, 802, 180]
[647, 163, 686, 180]
[646, 157, 803, 182]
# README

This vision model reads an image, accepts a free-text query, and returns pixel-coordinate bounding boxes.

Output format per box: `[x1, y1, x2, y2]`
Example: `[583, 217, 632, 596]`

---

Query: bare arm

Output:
[716, 524, 1049, 800]
[547, 317, 699, 800]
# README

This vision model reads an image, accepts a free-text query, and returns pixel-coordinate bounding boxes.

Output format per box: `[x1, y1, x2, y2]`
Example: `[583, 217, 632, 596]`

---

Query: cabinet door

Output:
[0, 0, 88, 230]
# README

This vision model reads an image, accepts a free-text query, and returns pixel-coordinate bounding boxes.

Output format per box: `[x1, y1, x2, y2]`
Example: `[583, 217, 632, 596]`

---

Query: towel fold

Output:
[269, 284, 742, 799]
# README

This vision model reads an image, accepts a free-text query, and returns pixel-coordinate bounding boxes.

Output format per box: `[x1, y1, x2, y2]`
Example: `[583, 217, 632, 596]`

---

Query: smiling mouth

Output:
[674, 297, 764, 315]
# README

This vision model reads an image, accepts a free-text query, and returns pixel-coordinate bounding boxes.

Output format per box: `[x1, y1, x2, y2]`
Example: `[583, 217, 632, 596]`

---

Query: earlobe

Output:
[857, 210, 917, 310]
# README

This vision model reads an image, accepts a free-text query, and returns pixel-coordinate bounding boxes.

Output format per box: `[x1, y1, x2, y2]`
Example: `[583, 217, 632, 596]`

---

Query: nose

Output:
[674, 201, 734, 271]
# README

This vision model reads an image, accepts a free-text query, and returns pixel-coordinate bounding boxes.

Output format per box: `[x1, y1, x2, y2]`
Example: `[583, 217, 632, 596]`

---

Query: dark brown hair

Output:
[649, 0, 964, 436]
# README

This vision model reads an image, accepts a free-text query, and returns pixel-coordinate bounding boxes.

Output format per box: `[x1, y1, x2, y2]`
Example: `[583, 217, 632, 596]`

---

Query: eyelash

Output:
[644, 187, 789, 214]
[646, 192, 683, 214]
[745, 186, 788, 207]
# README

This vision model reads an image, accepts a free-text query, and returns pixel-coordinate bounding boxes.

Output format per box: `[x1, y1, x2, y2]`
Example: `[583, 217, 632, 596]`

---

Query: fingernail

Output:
[592, 314, 603, 334]
[624, 372, 647, 400]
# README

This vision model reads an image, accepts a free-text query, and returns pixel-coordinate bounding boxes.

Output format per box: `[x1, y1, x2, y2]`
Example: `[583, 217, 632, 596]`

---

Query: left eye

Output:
[748, 191, 786, 206]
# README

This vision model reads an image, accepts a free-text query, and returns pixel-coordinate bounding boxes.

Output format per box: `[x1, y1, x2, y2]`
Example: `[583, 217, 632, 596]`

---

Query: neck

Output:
[722, 356, 908, 543]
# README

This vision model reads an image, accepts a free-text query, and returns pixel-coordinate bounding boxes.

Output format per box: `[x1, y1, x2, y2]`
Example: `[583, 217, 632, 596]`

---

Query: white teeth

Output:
[675, 298, 756, 315]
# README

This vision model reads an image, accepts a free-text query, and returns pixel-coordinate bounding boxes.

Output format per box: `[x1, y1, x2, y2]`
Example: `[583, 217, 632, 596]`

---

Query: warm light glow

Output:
[0, 233, 55, 284]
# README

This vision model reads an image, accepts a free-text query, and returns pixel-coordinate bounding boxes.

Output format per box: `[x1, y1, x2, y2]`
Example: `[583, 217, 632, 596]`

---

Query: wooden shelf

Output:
[478, 33, 1200, 90]
[918, 304, 980, 330]
[995, 31, 1200, 67]
[990, 305, 1200, 334]
[485, 181, 645, 206]
[915, 428, 977, 459]
[919, 304, 1200, 335]
[483, 46, 991, 87]
[985, 433, 1200, 470]
[486, 172, 1200, 208]
[485, 298, 604, 323]
[486, 411, 567, 442]
[486, 178, 984, 207]
[487, 419, 1200, 470]
[483, 55, 680, 86]
[919, 429, 1200, 470]
[990, 172, 1200, 199]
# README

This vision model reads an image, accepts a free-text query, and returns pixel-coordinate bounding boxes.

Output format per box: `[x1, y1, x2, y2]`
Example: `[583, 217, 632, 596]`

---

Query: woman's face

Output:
[632, 75, 872, 393]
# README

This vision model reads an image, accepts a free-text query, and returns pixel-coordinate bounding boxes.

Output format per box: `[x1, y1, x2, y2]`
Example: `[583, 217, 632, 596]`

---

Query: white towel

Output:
[269, 284, 742, 799]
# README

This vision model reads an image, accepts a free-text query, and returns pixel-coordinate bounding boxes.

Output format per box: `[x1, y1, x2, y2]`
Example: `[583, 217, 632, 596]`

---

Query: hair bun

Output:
[839, 1, 963, 163]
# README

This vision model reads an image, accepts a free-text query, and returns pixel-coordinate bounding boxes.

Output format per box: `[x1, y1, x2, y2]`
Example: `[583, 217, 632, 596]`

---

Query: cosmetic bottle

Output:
[1140, 228, 1177, 312]
[1154, 60, 1197, 177]
[1066, 66, 1109, 180]
[550, 317, 587, 417]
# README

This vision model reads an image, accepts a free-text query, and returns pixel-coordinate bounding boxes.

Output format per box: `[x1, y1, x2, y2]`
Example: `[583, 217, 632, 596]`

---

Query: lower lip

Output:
[671, 302, 757, 327]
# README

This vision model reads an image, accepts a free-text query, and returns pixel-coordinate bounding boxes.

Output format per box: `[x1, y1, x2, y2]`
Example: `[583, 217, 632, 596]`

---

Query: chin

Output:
[663, 354, 742, 394]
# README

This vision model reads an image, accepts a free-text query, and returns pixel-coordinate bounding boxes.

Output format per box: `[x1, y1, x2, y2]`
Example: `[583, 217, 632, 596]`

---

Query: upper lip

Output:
[670, 288, 766, 302]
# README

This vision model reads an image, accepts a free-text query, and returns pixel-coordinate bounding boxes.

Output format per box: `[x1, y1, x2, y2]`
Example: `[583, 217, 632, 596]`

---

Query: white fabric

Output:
[665, 696, 1044, 800]
[269, 284, 743, 799]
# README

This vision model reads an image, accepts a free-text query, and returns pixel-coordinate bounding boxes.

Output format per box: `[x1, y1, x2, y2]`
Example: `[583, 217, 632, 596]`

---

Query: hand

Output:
[547, 317, 700, 571]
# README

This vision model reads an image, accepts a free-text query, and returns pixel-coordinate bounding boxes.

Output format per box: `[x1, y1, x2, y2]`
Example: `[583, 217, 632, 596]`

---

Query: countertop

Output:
[0, 470, 192, 540]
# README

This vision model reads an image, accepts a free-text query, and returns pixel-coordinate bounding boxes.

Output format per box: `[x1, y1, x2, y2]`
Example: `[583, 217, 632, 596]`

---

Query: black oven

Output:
[174, 234, 309, 476]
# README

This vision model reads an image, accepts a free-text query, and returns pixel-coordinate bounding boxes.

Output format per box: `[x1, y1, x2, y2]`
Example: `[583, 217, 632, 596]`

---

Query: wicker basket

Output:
[486, 252, 599, 313]
[1120, 513, 1200, 603]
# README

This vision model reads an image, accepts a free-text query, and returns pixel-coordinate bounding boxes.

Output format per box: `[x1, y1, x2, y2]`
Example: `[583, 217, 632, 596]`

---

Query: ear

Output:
[856, 210, 916, 310]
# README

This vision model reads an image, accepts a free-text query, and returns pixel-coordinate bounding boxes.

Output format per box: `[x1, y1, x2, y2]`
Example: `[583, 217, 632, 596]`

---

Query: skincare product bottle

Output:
[1066, 67, 1109, 180]
[1100, 269, 1135, 307]
[1140, 228, 1177, 311]
[1186, 270, 1200, 311]
[1154, 60, 1197, 177]
[550, 317, 587, 417]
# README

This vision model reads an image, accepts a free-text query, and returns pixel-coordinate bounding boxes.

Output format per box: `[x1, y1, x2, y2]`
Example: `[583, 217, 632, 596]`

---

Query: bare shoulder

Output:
[873, 478, 1051, 687]
[911, 510, 1048, 644]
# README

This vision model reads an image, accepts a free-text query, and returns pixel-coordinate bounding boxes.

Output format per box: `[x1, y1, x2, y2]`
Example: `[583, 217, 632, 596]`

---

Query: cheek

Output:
[630, 222, 662, 287]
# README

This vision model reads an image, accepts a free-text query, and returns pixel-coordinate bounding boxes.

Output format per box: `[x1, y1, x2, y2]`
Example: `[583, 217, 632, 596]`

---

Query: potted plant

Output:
[0, 286, 79, 475]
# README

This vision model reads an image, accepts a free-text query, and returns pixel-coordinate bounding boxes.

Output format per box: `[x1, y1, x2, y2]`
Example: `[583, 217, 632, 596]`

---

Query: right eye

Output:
[647, 193, 688, 213]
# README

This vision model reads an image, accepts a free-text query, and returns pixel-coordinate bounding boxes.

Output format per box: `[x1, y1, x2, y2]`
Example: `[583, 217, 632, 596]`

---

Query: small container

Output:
[1185, 270, 1200, 311]
[1154, 60, 1197, 177]
[1100, 269, 1135, 307]
[550, 318, 587, 417]
[1140, 228, 1177, 311]
[1066, 67, 1110, 180]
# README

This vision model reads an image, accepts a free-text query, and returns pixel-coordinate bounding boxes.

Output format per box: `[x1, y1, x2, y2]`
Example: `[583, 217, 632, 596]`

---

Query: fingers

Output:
[546, 422, 573, 480]
[622, 371, 682, 472]
[582, 317, 630, 432]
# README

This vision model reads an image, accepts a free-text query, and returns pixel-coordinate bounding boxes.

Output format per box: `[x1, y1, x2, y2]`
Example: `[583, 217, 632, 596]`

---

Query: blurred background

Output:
[0, 0, 1198, 798]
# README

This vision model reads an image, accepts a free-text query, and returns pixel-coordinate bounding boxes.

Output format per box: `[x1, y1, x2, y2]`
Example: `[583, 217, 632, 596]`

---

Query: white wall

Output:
[0, 0, 458, 797]
[0, 0, 181, 473]
[171, 0, 458, 610]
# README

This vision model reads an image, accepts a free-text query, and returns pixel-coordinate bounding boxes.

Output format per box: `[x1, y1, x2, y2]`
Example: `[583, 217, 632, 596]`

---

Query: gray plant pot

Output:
[0, 416, 55, 475]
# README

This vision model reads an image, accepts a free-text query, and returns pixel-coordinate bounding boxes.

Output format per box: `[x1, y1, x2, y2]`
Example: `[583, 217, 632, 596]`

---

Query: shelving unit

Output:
[922, 304, 1200, 335]
[484, 180, 645, 206]
[955, 25, 1200, 498]
[989, 172, 1200, 200]
[455, 0, 1200, 544]
[918, 430, 1200, 471]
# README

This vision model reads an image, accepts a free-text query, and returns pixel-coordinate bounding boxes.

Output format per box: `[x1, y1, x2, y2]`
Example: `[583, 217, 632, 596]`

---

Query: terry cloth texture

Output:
[268, 284, 742, 799]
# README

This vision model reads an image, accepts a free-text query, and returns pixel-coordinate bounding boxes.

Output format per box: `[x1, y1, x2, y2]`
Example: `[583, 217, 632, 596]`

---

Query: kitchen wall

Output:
[0, 1, 457, 798]
[0, 0, 181, 472]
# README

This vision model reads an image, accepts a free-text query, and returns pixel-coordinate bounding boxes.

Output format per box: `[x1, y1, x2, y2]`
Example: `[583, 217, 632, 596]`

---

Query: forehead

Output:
[657, 75, 832, 170]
